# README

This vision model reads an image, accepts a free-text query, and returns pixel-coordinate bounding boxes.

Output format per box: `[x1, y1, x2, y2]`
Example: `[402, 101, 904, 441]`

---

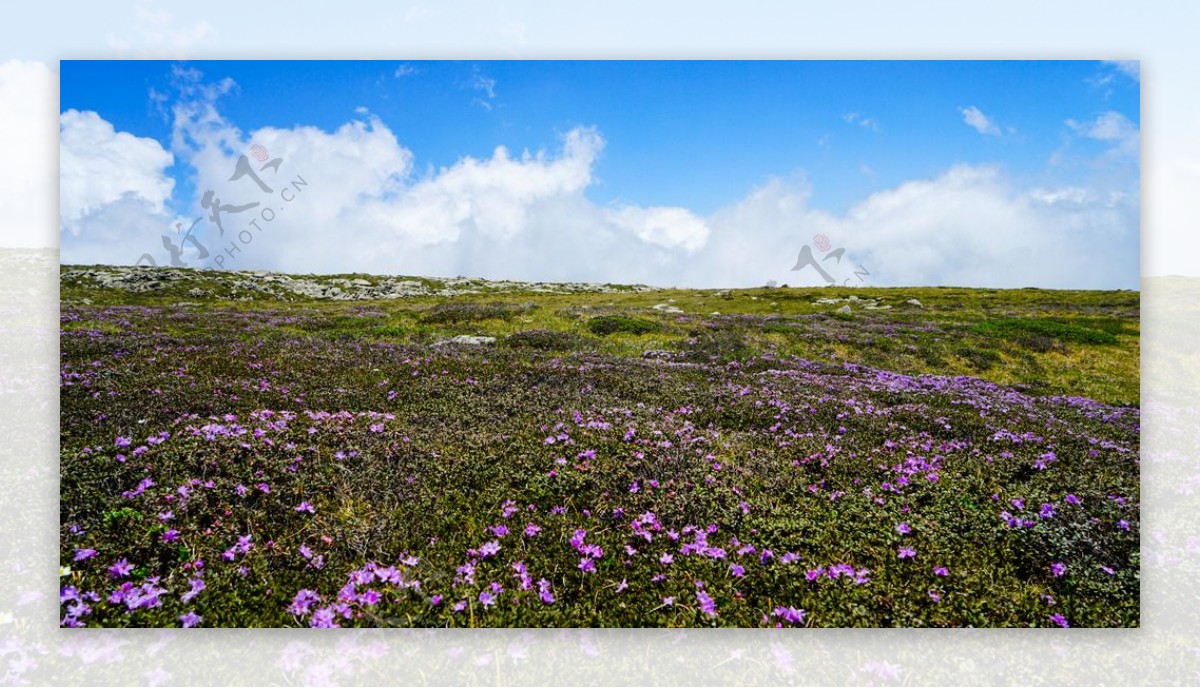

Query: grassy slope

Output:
[59, 267, 1140, 628]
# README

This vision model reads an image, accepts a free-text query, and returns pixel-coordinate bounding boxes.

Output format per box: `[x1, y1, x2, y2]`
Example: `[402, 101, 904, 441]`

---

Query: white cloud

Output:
[605, 206, 709, 252]
[0, 60, 56, 248]
[695, 165, 1137, 289]
[1104, 60, 1140, 82]
[394, 64, 418, 78]
[60, 110, 175, 225]
[959, 105, 1001, 136]
[468, 69, 498, 111]
[1066, 111, 1140, 156]
[842, 112, 879, 131]
[59, 109, 180, 265]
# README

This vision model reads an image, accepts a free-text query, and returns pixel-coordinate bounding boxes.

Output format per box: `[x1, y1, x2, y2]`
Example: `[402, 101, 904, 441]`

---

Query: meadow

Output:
[59, 267, 1140, 627]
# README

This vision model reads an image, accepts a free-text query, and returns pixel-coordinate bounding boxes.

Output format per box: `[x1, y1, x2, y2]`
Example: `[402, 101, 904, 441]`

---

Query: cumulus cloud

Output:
[60, 110, 175, 224]
[605, 206, 710, 252]
[693, 165, 1137, 290]
[59, 109, 180, 265]
[0, 60, 56, 248]
[959, 105, 1001, 136]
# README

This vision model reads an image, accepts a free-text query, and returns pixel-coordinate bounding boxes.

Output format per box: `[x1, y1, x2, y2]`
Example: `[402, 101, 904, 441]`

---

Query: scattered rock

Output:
[906, 298, 924, 308]
[436, 335, 496, 346]
[837, 305, 852, 314]
[60, 266, 659, 301]
[652, 303, 684, 314]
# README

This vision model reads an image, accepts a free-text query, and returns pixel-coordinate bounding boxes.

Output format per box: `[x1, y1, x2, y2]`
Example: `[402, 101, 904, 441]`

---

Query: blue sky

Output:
[58, 60, 1140, 288]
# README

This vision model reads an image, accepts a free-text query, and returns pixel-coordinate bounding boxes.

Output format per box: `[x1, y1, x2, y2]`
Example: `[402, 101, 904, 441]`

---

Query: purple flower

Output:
[479, 540, 501, 559]
[1117, 519, 1131, 531]
[932, 566, 949, 577]
[1039, 503, 1056, 519]
[490, 524, 509, 537]
[615, 579, 629, 593]
[695, 590, 718, 618]
[1049, 613, 1070, 628]
[772, 606, 805, 625]
[523, 523, 541, 537]
[161, 529, 180, 543]
[73, 548, 97, 562]
[310, 606, 339, 628]
[729, 564, 746, 578]
[179, 611, 202, 628]
[660, 553, 674, 565]
[928, 590, 942, 603]
[895, 522, 911, 535]
[897, 546, 916, 559]
[181, 578, 206, 603]
[479, 590, 496, 607]
[294, 502, 315, 514]
[1065, 494, 1081, 506]
[108, 558, 133, 578]
[537, 579, 555, 604]
[1051, 562, 1067, 577]
[578, 558, 596, 573]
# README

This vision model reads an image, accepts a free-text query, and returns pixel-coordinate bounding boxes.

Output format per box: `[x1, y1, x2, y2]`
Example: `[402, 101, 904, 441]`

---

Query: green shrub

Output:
[421, 302, 522, 324]
[972, 318, 1118, 345]
[586, 315, 659, 336]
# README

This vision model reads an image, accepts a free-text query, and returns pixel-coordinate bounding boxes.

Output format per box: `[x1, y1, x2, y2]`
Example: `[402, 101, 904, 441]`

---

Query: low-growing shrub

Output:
[972, 318, 1118, 345]
[587, 315, 659, 336]
[421, 302, 523, 324]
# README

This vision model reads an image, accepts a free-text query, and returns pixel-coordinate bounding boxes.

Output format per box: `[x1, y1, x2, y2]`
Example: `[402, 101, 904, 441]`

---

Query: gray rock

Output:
[437, 335, 496, 346]
[906, 298, 924, 308]
[837, 305, 852, 314]
[652, 303, 684, 314]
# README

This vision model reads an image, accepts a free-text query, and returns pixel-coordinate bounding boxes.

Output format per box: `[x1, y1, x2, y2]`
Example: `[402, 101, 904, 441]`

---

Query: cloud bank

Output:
[58, 73, 1139, 289]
